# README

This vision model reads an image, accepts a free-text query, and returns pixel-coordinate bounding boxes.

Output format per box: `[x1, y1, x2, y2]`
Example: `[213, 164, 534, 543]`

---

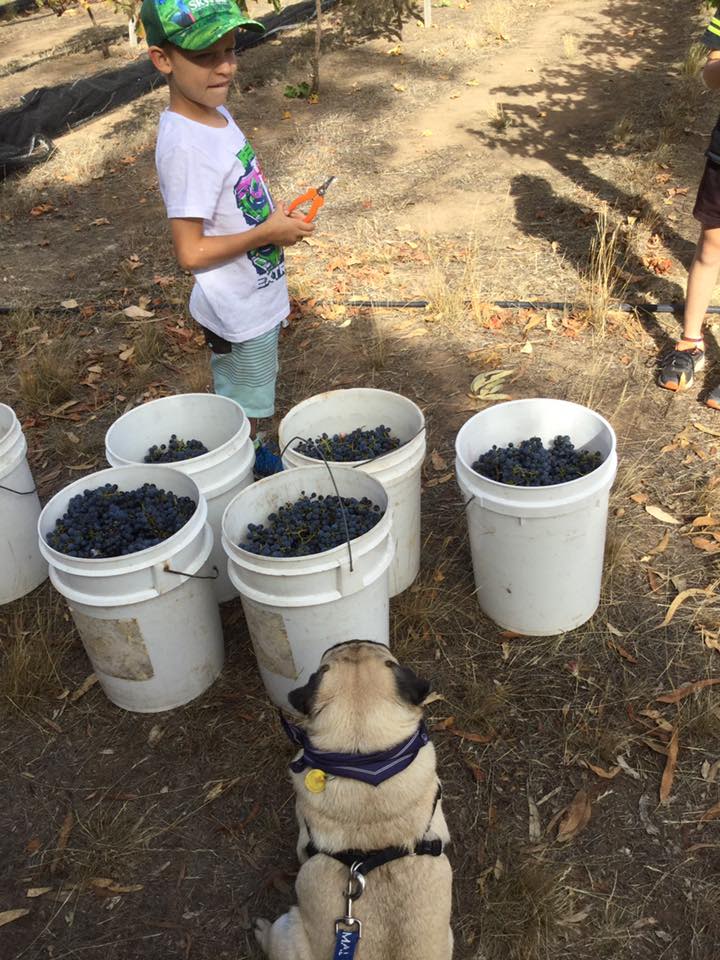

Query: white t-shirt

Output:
[155, 106, 290, 343]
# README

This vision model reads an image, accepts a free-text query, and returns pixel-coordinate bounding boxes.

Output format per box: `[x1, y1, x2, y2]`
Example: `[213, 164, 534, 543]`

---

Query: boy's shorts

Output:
[204, 325, 280, 420]
[693, 157, 720, 228]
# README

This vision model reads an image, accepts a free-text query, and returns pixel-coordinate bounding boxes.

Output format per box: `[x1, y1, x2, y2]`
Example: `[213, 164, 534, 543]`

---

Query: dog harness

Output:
[306, 786, 444, 959]
[281, 715, 445, 958]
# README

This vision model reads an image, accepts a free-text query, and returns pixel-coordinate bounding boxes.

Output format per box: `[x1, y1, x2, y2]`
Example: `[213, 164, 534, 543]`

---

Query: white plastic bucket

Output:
[222, 465, 394, 709]
[38, 465, 224, 712]
[278, 388, 425, 596]
[455, 399, 617, 636]
[105, 393, 254, 603]
[0, 404, 47, 604]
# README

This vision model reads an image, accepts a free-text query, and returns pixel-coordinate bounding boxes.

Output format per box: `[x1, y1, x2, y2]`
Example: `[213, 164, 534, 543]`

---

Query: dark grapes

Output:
[46, 482, 197, 558]
[294, 425, 400, 462]
[472, 435, 603, 486]
[241, 491, 384, 557]
[145, 434, 209, 463]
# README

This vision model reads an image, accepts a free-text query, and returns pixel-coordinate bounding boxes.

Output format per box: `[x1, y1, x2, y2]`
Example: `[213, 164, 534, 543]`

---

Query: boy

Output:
[140, 0, 315, 471]
[658, 8, 720, 409]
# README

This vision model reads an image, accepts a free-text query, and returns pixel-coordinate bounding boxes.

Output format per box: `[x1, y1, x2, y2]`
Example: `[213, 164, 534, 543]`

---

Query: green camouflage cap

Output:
[140, 0, 264, 51]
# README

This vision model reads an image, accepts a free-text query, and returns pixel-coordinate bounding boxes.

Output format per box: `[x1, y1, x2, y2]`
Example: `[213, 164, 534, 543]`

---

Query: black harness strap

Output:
[305, 837, 444, 878]
[304, 784, 445, 879]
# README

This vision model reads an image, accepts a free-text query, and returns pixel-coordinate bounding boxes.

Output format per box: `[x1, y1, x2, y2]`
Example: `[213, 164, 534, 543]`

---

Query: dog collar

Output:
[281, 716, 430, 788]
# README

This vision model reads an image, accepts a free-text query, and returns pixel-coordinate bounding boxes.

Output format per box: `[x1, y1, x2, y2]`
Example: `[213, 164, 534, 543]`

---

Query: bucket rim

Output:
[222, 464, 391, 567]
[104, 393, 250, 471]
[278, 387, 425, 467]
[38, 464, 207, 569]
[455, 398, 617, 493]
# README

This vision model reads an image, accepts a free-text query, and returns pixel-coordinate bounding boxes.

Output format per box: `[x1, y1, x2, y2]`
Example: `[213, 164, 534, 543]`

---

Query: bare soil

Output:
[2, 2, 720, 959]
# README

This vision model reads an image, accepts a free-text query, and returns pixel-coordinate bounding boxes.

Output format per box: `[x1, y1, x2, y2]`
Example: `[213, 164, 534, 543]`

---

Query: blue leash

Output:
[332, 927, 361, 959]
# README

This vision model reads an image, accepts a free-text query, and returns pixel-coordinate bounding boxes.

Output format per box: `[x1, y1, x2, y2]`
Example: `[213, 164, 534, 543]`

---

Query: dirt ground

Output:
[2, 1, 720, 958]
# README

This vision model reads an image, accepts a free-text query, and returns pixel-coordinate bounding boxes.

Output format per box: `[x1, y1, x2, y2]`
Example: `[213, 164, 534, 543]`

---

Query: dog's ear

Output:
[391, 663, 431, 707]
[288, 666, 327, 715]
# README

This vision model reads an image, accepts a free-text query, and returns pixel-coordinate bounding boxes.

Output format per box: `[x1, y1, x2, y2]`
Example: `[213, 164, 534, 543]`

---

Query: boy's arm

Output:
[703, 8, 720, 88]
[171, 206, 315, 272]
[704, 50, 720, 90]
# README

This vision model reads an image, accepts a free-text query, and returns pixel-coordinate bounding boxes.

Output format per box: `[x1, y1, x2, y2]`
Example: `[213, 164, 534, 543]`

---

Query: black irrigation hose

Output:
[5, 298, 720, 316]
[343, 298, 720, 314]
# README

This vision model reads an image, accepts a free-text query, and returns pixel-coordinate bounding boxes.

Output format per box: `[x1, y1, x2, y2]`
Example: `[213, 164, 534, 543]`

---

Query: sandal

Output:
[658, 338, 705, 392]
[706, 385, 720, 411]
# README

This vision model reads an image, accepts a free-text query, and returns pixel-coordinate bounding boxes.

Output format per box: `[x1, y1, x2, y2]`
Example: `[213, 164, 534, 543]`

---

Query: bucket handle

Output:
[0, 482, 37, 495]
[163, 563, 219, 581]
[280, 435, 357, 572]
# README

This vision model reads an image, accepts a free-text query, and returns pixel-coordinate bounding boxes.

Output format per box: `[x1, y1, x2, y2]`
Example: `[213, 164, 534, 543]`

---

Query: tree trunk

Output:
[86, 5, 111, 59]
[310, 0, 322, 96]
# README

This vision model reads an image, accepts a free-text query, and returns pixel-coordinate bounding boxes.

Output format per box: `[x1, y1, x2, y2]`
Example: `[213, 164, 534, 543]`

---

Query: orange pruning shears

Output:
[288, 176, 336, 223]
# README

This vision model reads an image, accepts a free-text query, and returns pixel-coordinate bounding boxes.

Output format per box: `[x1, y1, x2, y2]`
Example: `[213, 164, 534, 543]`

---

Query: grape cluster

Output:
[473, 435, 603, 486]
[294, 425, 400, 462]
[241, 491, 384, 557]
[46, 483, 197, 558]
[145, 435, 209, 463]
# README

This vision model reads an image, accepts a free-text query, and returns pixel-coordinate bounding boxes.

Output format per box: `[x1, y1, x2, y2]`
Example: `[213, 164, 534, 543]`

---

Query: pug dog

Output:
[255, 640, 453, 960]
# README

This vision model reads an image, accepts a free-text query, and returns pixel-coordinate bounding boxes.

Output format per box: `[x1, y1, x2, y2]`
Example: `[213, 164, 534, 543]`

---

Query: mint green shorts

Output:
[209, 326, 280, 419]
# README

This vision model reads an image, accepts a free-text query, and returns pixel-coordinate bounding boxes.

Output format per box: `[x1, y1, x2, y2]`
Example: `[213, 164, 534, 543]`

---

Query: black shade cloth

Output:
[0, 0, 335, 177]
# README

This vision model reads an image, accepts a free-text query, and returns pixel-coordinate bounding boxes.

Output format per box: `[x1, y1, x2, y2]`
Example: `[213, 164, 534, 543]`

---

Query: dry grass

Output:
[424, 230, 489, 327]
[480, 0, 514, 40]
[132, 323, 168, 366]
[480, 859, 573, 960]
[17, 338, 80, 410]
[0, 587, 75, 716]
[579, 207, 628, 336]
[561, 32, 579, 59]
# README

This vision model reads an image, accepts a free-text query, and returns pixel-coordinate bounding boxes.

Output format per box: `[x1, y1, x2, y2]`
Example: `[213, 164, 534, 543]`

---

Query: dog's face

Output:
[288, 641, 430, 752]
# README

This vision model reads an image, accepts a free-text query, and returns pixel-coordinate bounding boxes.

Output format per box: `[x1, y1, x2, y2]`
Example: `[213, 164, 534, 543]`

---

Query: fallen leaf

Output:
[123, 305, 155, 320]
[204, 777, 240, 802]
[645, 505, 680, 524]
[528, 796, 542, 841]
[421, 129, 433, 137]
[69, 674, 97, 703]
[693, 537, 720, 553]
[661, 588, 714, 627]
[616, 755, 641, 780]
[660, 727, 679, 804]
[607, 622, 624, 637]
[430, 449, 448, 471]
[119, 346, 136, 362]
[392, 83, 406, 92]
[26, 838, 41, 854]
[692, 514, 716, 527]
[26, 888, 52, 898]
[700, 800, 720, 824]
[60, 299, 78, 310]
[90, 878, 144, 894]
[147, 724, 164, 746]
[520, 341, 533, 354]
[425, 473, 453, 487]
[585, 762, 621, 780]
[448, 727, 495, 744]
[639, 793, 660, 836]
[607, 638, 638, 664]
[50, 810, 74, 875]
[657, 678, 720, 703]
[694, 422, 720, 439]
[89, 217, 110, 226]
[630, 493, 649, 504]
[464, 759, 485, 783]
[556, 789, 592, 842]
[649, 530, 671, 556]
[0, 909, 30, 927]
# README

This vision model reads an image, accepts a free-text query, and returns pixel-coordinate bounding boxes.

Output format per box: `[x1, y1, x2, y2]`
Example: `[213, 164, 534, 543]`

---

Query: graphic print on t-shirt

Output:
[233, 143, 286, 289]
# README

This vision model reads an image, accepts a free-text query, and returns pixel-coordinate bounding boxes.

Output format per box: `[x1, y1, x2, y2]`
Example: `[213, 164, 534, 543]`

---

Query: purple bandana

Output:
[281, 716, 430, 788]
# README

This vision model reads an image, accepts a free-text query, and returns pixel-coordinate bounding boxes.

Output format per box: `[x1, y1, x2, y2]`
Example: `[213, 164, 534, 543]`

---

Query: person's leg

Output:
[658, 226, 720, 392]
[209, 325, 283, 474]
[683, 225, 720, 342]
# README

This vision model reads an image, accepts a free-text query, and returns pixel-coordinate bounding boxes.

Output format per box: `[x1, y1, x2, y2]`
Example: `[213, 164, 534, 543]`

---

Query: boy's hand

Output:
[261, 205, 316, 247]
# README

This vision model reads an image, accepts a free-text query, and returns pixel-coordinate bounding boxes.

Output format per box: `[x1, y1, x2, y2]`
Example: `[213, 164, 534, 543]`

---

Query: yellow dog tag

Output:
[304, 769, 327, 794]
